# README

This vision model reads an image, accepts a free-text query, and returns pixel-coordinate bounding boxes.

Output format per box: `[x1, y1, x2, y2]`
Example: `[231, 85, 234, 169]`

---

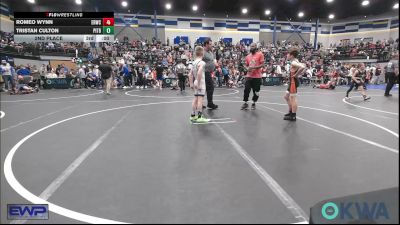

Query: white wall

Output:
[14, 58, 49, 68]
[2, 8, 398, 48]
[310, 33, 330, 48]
[276, 32, 311, 43]
[260, 32, 312, 44]
[164, 28, 259, 46]
[259, 32, 273, 43]
[311, 28, 399, 48]
[389, 28, 399, 40]
[328, 29, 396, 44]
[165, 26, 397, 48]
[0, 16, 14, 32]
[115, 27, 165, 43]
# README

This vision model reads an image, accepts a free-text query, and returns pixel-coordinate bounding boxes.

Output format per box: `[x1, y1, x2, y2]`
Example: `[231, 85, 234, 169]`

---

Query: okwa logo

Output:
[321, 202, 389, 221]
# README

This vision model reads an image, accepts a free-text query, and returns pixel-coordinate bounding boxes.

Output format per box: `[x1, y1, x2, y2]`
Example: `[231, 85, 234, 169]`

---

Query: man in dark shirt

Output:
[99, 59, 113, 95]
[137, 63, 145, 89]
[202, 39, 218, 110]
[55, 65, 61, 76]
[156, 61, 164, 90]
[384, 55, 399, 97]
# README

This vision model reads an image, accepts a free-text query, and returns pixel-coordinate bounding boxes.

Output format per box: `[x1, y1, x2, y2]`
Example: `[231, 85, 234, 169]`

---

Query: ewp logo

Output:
[321, 202, 389, 221]
[7, 204, 49, 220]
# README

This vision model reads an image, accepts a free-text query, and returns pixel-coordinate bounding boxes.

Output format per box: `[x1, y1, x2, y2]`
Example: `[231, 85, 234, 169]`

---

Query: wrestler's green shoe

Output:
[195, 116, 210, 124]
[190, 115, 197, 122]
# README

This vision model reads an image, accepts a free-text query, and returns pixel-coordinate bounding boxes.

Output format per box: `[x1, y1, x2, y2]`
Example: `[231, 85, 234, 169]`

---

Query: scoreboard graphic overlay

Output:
[14, 12, 114, 42]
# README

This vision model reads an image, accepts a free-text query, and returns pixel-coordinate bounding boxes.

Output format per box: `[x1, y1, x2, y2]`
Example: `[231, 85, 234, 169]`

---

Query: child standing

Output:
[189, 46, 209, 123]
[284, 48, 306, 121]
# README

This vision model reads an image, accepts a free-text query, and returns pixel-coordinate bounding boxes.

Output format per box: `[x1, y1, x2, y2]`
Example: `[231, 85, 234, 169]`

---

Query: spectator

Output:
[78, 66, 87, 88]
[17, 66, 31, 76]
[121, 63, 131, 88]
[0, 60, 13, 92]
[46, 69, 58, 78]
[222, 65, 229, 86]
[175, 59, 187, 93]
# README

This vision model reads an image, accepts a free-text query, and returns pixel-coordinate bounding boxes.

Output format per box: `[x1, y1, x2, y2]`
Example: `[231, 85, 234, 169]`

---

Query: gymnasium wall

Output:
[320, 18, 399, 46]
[115, 13, 399, 47]
[1, 2, 398, 48]
[0, 15, 13, 33]
[164, 28, 260, 46]
[13, 58, 49, 68]
[0, 2, 13, 33]
[389, 28, 399, 39]
[327, 29, 398, 45]
[259, 32, 274, 43]
[115, 14, 325, 45]
[49, 60, 78, 71]
[259, 32, 312, 44]
[310, 33, 330, 48]
[115, 26, 165, 43]
[276, 33, 311, 43]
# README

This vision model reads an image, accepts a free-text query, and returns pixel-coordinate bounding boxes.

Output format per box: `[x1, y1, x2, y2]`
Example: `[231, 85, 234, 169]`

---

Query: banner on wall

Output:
[222, 38, 233, 44]
[196, 37, 210, 45]
[174, 36, 189, 45]
[240, 38, 253, 46]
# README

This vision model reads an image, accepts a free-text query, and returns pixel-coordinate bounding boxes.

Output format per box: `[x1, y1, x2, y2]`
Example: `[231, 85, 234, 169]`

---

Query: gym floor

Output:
[0, 86, 398, 224]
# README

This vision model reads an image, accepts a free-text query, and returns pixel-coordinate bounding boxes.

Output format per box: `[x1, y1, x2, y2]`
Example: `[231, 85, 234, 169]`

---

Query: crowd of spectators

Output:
[1, 31, 91, 57]
[328, 38, 399, 61]
[1, 32, 399, 94]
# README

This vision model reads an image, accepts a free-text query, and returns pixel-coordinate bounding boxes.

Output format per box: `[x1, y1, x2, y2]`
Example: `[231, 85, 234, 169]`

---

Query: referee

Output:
[203, 39, 218, 110]
[99, 59, 114, 95]
[384, 54, 399, 97]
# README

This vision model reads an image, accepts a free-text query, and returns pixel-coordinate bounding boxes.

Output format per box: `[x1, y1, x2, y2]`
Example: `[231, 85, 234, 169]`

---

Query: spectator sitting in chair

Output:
[46, 69, 58, 78]
[58, 66, 67, 78]
[235, 71, 245, 88]
[113, 75, 123, 89]
[46, 64, 52, 73]
[167, 68, 179, 90]
[17, 66, 31, 76]
[55, 65, 61, 76]
[146, 66, 155, 88]
[85, 71, 97, 88]
[61, 64, 70, 77]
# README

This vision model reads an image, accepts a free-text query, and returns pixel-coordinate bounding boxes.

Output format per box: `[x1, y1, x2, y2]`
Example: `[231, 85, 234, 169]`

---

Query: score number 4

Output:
[103, 18, 114, 26]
